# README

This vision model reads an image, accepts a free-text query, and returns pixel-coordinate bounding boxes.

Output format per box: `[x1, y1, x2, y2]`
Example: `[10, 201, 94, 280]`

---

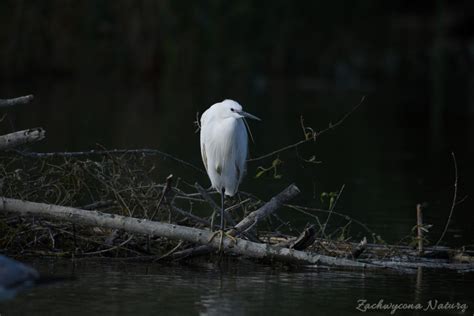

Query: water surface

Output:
[2, 259, 473, 315]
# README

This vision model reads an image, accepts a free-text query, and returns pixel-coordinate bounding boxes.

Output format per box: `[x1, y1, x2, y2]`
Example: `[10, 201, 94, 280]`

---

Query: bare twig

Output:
[0, 94, 34, 108]
[435, 152, 458, 247]
[195, 183, 220, 213]
[82, 200, 117, 210]
[416, 204, 424, 255]
[150, 174, 174, 221]
[194, 182, 236, 227]
[248, 96, 365, 162]
[285, 204, 377, 236]
[170, 205, 212, 227]
[320, 184, 345, 237]
[83, 235, 134, 256]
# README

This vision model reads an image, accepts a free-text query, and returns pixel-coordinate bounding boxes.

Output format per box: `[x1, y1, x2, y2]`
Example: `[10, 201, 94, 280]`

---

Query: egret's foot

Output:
[208, 230, 237, 251]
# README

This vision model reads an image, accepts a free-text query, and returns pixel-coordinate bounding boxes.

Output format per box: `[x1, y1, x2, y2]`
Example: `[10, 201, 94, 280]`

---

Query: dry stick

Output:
[286, 204, 376, 235]
[0, 196, 373, 269]
[170, 205, 212, 227]
[320, 184, 345, 238]
[150, 174, 174, 221]
[0, 94, 34, 107]
[435, 152, 458, 247]
[416, 204, 424, 255]
[0, 128, 46, 150]
[248, 96, 365, 162]
[170, 184, 301, 260]
[83, 235, 134, 256]
[82, 200, 117, 210]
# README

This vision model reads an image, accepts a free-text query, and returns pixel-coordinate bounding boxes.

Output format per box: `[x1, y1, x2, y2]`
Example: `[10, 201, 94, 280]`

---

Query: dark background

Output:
[1, 1, 473, 245]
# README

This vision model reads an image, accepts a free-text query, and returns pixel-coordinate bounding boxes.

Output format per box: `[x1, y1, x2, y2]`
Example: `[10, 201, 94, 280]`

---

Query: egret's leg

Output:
[220, 189, 225, 230]
[208, 189, 236, 251]
[219, 189, 225, 250]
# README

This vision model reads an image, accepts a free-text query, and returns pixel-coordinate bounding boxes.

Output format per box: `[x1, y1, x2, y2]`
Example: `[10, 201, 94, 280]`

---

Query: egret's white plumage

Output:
[200, 99, 252, 196]
[200, 99, 260, 242]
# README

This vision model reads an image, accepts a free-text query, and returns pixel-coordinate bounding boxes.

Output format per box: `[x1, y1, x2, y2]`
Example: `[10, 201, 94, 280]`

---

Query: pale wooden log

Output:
[0, 197, 372, 269]
[0, 95, 34, 108]
[0, 128, 46, 150]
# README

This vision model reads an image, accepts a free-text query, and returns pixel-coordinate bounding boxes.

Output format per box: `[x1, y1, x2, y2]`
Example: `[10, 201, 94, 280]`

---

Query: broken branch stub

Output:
[0, 95, 34, 108]
[0, 128, 46, 150]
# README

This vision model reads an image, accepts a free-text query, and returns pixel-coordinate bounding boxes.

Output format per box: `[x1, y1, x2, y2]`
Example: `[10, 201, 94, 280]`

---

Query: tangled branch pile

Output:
[0, 152, 279, 258]
[0, 153, 196, 256]
[1, 95, 473, 272]
[0, 151, 372, 260]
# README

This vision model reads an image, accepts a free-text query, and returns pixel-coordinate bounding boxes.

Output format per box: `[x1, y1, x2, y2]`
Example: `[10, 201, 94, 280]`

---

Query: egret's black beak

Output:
[238, 110, 261, 121]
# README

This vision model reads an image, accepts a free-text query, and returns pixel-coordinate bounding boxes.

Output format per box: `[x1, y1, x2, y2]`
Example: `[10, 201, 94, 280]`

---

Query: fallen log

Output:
[0, 128, 46, 150]
[0, 196, 373, 269]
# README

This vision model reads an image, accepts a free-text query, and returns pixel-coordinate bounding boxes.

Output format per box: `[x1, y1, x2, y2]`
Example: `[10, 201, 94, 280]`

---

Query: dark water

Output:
[1, 259, 473, 315]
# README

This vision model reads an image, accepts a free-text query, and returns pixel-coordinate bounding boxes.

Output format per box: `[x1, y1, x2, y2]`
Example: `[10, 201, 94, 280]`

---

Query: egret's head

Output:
[219, 99, 261, 121]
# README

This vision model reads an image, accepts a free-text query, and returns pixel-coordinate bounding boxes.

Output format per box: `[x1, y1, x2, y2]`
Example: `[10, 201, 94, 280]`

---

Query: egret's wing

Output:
[201, 143, 208, 173]
[199, 110, 210, 173]
[233, 119, 248, 184]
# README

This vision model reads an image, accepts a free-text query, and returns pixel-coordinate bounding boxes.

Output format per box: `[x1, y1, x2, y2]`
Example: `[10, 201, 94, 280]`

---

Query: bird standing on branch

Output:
[200, 99, 261, 248]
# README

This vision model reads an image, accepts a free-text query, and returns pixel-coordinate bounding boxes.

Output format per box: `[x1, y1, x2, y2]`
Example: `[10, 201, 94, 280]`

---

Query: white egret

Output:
[200, 99, 261, 245]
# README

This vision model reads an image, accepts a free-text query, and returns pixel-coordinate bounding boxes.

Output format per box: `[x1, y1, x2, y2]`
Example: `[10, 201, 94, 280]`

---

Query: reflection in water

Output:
[2, 259, 473, 315]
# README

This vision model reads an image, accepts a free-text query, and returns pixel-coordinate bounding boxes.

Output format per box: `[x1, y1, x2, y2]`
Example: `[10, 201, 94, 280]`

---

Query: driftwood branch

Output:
[435, 152, 458, 247]
[0, 128, 46, 150]
[0, 196, 372, 269]
[416, 204, 424, 255]
[171, 184, 301, 259]
[0, 95, 34, 108]
[230, 184, 301, 236]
